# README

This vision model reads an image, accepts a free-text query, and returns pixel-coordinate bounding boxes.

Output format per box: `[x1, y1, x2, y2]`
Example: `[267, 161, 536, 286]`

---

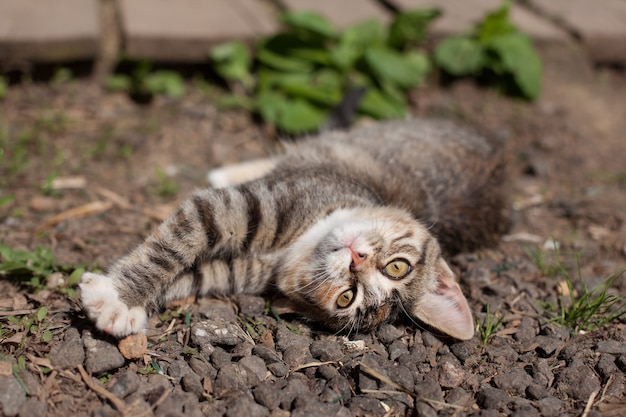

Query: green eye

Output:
[383, 259, 411, 279]
[337, 289, 354, 308]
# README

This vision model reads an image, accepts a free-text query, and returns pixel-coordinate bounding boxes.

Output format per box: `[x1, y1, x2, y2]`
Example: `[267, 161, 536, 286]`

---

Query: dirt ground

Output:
[1, 41, 625, 417]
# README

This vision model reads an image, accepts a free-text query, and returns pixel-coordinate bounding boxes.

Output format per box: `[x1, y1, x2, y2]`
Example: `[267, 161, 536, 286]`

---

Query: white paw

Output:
[79, 272, 147, 337]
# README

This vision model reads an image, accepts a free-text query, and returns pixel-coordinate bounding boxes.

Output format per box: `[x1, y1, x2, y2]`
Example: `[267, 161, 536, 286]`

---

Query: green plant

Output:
[40, 172, 61, 197]
[434, 1, 541, 100]
[0, 243, 84, 295]
[0, 244, 59, 289]
[478, 304, 503, 347]
[106, 60, 186, 100]
[11, 356, 30, 394]
[209, 9, 439, 134]
[5, 129, 33, 176]
[3, 306, 53, 348]
[99, 373, 113, 384]
[51, 67, 74, 85]
[544, 257, 626, 334]
[524, 246, 562, 277]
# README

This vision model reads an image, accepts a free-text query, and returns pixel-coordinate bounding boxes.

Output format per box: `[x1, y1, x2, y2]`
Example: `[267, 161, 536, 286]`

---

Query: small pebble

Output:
[438, 360, 466, 388]
[118, 333, 147, 360]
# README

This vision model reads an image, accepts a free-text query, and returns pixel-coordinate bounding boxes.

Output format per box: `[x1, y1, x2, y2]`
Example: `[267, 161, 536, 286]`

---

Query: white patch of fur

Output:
[207, 158, 276, 188]
[281, 209, 359, 273]
[79, 272, 147, 337]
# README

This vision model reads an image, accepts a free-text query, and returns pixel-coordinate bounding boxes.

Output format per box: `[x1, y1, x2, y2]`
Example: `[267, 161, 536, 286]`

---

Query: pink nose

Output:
[350, 248, 368, 268]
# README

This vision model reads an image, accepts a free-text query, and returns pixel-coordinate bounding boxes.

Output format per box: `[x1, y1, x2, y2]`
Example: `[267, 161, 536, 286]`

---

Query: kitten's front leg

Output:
[80, 186, 268, 337]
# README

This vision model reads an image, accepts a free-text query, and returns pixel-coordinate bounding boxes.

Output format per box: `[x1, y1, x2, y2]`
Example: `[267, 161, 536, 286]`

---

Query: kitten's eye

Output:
[336, 289, 355, 308]
[383, 259, 411, 279]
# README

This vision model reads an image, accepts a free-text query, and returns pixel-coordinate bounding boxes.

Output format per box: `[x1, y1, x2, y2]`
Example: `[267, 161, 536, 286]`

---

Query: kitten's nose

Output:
[350, 248, 368, 270]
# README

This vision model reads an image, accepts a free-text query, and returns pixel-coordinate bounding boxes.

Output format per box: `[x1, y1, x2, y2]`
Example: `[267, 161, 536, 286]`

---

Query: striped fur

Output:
[80, 118, 508, 339]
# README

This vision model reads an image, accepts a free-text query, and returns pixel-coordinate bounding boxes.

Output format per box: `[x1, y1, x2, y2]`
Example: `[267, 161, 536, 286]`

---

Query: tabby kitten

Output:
[80, 119, 508, 340]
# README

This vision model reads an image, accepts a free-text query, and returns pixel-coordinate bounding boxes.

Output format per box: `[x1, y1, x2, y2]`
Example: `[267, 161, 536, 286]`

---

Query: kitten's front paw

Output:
[79, 272, 147, 337]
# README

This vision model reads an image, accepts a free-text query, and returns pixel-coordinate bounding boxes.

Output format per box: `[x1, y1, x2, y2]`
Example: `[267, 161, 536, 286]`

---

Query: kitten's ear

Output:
[411, 259, 474, 340]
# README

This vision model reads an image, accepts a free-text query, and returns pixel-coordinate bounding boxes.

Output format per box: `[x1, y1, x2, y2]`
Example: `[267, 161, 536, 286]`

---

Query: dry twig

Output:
[359, 362, 466, 412]
[581, 388, 600, 417]
[291, 361, 338, 373]
[36, 201, 113, 232]
[77, 364, 128, 416]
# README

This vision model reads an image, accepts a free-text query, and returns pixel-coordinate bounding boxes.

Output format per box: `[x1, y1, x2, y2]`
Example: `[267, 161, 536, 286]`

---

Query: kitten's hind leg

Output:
[80, 272, 148, 336]
[207, 158, 276, 188]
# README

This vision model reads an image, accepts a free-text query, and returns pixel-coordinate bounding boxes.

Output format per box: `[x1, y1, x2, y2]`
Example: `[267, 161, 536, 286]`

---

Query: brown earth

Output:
[1, 41, 625, 417]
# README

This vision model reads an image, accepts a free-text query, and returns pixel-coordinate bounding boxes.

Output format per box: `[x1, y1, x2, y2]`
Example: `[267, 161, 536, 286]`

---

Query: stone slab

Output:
[388, 0, 567, 43]
[279, 0, 392, 29]
[528, 0, 626, 63]
[0, 0, 100, 61]
[120, 0, 279, 61]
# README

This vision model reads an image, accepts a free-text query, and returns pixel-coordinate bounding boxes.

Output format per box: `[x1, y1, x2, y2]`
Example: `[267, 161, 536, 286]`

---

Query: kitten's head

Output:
[279, 207, 474, 340]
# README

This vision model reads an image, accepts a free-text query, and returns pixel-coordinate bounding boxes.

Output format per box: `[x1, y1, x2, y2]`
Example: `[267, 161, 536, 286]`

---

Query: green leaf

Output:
[41, 329, 53, 343]
[475, 1, 516, 42]
[144, 71, 186, 99]
[358, 87, 407, 120]
[68, 268, 84, 287]
[255, 92, 326, 133]
[209, 41, 253, 88]
[257, 70, 307, 91]
[345, 19, 385, 47]
[289, 48, 332, 65]
[281, 81, 342, 107]
[379, 78, 408, 108]
[278, 69, 344, 106]
[257, 32, 329, 73]
[36, 306, 48, 322]
[404, 51, 431, 81]
[254, 91, 289, 125]
[104, 75, 132, 92]
[329, 42, 360, 71]
[314, 69, 343, 91]
[151, 358, 163, 374]
[257, 48, 314, 72]
[331, 20, 384, 70]
[388, 8, 441, 48]
[486, 33, 542, 100]
[275, 99, 327, 134]
[434, 36, 484, 76]
[279, 11, 337, 40]
[364, 47, 429, 89]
